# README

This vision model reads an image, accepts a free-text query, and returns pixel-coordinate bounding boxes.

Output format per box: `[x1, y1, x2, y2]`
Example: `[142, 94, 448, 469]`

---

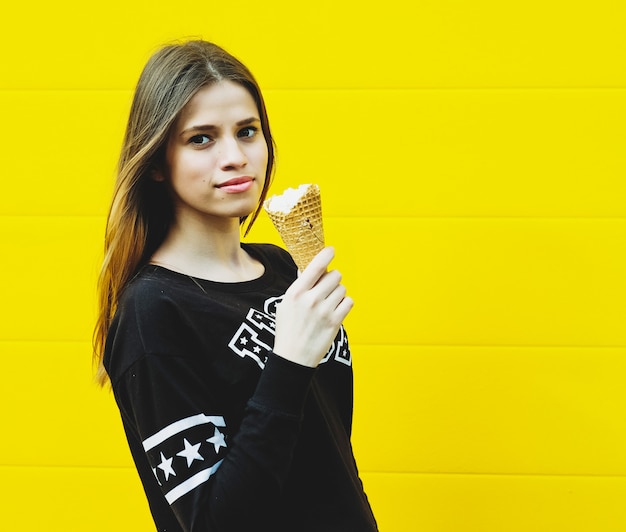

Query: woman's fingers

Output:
[273, 247, 353, 367]
[295, 247, 335, 289]
[333, 293, 354, 323]
[321, 283, 353, 324]
[311, 268, 342, 298]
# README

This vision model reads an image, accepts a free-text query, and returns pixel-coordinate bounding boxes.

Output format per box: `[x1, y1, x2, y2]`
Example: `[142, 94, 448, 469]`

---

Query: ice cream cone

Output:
[263, 184, 325, 271]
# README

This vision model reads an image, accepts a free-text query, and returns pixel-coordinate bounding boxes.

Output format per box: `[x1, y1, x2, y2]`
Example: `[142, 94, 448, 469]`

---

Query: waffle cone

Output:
[264, 184, 325, 271]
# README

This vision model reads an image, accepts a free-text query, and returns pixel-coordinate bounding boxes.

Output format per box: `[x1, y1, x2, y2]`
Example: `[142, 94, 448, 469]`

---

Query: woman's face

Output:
[159, 80, 269, 226]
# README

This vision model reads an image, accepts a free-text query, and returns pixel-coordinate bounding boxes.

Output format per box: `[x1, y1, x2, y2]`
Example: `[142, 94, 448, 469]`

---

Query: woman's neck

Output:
[150, 216, 264, 282]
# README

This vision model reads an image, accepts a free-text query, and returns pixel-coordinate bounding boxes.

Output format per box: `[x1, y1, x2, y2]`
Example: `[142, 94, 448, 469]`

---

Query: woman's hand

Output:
[273, 247, 354, 368]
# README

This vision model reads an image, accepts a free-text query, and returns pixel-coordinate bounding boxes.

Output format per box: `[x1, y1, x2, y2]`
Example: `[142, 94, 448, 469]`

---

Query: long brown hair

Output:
[93, 40, 275, 385]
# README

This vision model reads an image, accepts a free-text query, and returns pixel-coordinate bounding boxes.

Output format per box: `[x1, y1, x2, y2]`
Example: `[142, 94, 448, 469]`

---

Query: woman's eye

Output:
[189, 134, 211, 145]
[238, 126, 258, 139]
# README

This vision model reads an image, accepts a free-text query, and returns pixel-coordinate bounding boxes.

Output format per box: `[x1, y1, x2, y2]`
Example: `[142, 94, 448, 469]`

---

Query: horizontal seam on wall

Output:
[2, 215, 626, 220]
[2, 340, 626, 349]
[2, 465, 625, 479]
[2, 87, 626, 93]
[359, 470, 626, 479]
[351, 343, 626, 349]
[0, 464, 135, 471]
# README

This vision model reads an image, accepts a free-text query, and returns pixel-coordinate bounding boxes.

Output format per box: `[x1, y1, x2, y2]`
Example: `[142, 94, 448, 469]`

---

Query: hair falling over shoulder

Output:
[92, 40, 275, 386]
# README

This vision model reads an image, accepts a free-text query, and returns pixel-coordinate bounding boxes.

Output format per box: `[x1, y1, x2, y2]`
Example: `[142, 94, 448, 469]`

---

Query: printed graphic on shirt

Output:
[227, 295, 351, 369]
[318, 324, 351, 366]
[142, 413, 228, 505]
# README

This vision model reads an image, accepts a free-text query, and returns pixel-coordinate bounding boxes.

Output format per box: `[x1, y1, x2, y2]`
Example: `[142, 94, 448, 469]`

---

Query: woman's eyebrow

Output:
[179, 124, 217, 137]
[236, 117, 261, 126]
[180, 117, 261, 137]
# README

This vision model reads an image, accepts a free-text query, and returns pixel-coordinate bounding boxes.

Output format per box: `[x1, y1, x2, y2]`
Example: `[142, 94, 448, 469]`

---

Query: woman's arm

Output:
[114, 349, 315, 531]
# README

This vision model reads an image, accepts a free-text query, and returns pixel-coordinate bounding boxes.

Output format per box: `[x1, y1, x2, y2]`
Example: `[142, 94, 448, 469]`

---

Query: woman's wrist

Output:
[251, 351, 317, 416]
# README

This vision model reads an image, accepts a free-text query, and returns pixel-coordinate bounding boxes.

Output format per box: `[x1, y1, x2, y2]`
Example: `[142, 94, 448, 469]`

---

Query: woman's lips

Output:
[217, 177, 254, 193]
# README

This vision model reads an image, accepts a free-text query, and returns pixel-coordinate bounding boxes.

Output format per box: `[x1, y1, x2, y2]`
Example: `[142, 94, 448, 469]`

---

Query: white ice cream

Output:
[265, 184, 313, 214]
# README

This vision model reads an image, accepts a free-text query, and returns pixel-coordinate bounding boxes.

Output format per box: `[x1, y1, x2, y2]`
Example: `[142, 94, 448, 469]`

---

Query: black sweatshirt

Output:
[104, 243, 378, 532]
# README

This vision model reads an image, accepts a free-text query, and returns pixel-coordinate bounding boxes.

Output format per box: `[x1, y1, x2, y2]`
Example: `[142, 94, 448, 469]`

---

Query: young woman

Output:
[93, 40, 378, 531]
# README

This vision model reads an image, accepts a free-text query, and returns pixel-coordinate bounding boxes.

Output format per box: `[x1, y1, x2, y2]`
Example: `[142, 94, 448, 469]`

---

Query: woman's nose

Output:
[219, 137, 247, 169]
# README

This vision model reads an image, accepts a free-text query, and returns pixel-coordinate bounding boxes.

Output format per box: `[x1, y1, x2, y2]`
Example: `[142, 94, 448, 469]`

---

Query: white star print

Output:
[240, 336, 248, 345]
[207, 427, 227, 454]
[176, 438, 204, 467]
[157, 452, 176, 481]
[253, 345, 261, 354]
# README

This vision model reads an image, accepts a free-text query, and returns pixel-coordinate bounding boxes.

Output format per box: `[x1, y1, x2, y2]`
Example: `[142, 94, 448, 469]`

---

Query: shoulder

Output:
[117, 266, 189, 331]
[104, 267, 195, 383]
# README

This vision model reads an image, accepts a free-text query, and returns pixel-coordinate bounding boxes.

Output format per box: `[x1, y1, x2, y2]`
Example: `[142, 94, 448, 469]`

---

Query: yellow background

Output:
[1, 0, 625, 530]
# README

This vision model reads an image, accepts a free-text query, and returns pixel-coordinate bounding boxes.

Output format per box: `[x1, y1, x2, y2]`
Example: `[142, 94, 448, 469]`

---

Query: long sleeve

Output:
[114, 351, 316, 531]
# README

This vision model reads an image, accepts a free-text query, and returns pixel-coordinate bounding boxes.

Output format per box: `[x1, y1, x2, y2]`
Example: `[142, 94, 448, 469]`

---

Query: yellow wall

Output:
[1, 1, 625, 530]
